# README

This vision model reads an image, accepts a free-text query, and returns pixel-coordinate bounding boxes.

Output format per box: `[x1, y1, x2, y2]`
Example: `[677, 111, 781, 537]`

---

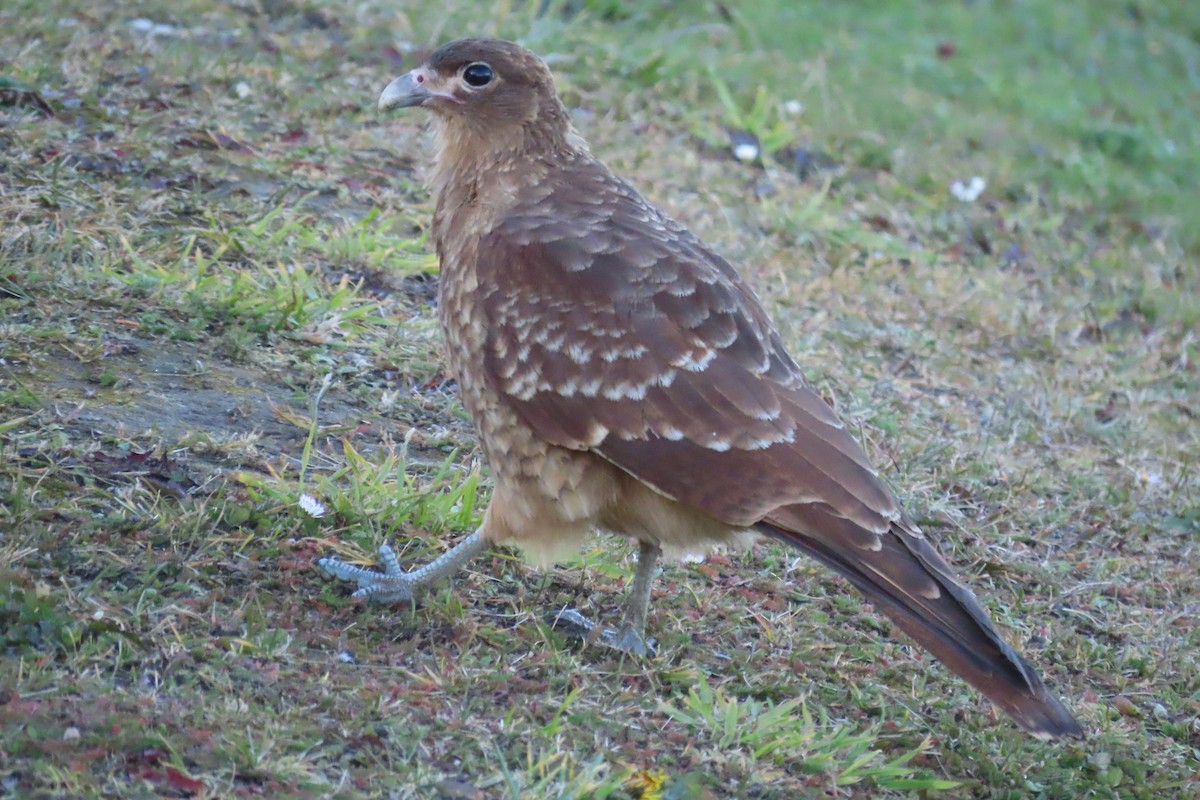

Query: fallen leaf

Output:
[1114, 695, 1140, 717]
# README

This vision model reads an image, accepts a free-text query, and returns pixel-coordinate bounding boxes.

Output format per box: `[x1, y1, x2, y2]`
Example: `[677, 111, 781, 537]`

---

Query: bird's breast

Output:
[433, 222, 568, 488]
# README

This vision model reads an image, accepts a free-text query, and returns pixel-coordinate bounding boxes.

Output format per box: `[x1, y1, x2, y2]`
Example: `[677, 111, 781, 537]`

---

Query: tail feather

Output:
[759, 508, 1083, 739]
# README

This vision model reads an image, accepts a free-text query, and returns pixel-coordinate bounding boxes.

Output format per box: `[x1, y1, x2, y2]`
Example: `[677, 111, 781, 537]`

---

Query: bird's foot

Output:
[318, 531, 488, 605]
[602, 624, 657, 658]
[547, 607, 657, 657]
[317, 542, 415, 603]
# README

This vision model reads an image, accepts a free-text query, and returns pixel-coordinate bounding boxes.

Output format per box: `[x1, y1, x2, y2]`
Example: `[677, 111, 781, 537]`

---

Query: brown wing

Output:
[479, 162, 895, 532]
[476, 159, 1081, 738]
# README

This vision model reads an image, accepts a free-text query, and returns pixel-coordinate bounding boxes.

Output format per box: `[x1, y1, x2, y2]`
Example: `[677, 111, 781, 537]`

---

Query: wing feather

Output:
[477, 164, 894, 531]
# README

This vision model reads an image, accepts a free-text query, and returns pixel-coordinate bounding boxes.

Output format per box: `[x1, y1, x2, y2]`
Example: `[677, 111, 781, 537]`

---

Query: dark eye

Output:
[463, 62, 494, 87]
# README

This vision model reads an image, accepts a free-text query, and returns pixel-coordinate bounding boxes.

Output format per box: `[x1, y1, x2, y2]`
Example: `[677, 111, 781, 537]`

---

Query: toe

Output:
[608, 627, 656, 658]
[547, 607, 596, 639]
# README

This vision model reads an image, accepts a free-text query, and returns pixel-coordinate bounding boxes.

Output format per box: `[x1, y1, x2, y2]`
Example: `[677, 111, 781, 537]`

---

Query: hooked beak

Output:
[378, 70, 431, 111]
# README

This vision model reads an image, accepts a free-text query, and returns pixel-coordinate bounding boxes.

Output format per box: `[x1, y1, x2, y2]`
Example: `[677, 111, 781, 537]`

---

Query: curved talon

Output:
[601, 625, 657, 658]
[547, 607, 596, 638]
[547, 607, 656, 657]
[375, 542, 405, 578]
[317, 543, 416, 604]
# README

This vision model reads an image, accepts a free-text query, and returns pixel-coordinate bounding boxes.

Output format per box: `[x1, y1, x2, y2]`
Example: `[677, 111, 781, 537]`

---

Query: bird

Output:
[318, 38, 1083, 739]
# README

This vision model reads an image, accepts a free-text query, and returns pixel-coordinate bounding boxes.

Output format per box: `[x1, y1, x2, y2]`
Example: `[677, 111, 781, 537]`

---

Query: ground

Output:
[1, 1, 1198, 798]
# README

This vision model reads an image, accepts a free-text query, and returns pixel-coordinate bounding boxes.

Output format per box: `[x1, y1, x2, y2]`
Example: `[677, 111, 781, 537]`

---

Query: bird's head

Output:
[379, 39, 572, 159]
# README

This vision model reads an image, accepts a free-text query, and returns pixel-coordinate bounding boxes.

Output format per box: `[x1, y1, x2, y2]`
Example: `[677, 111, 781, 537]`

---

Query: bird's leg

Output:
[317, 530, 488, 604]
[550, 540, 661, 657]
[615, 539, 660, 645]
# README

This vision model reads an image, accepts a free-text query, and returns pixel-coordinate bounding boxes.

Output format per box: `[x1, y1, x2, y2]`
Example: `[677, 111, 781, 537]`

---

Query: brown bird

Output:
[319, 38, 1083, 739]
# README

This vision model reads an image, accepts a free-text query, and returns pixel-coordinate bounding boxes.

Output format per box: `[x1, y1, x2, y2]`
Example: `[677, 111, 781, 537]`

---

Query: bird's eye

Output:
[463, 62, 494, 87]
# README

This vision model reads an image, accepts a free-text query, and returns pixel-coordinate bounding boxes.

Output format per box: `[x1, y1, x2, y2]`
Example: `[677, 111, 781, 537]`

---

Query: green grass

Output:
[2, 0, 1198, 797]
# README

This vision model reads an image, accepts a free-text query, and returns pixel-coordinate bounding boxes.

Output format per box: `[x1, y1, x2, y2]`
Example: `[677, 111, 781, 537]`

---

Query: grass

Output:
[2, 0, 1198, 797]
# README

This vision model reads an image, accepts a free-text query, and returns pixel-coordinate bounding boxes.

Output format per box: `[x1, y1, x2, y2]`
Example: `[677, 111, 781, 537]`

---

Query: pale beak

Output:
[378, 71, 430, 111]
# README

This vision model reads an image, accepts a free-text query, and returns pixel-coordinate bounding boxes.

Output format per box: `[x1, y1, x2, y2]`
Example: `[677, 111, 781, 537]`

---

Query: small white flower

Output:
[733, 142, 760, 162]
[782, 99, 804, 116]
[950, 176, 986, 202]
[235, 81, 252, 99]
[298, 493, 327, 518]
[1136, 470, 1163, 487]
[130, 19, 176, 36]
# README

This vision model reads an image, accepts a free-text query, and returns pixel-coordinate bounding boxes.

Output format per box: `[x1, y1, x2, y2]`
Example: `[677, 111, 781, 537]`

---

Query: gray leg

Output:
[619, 539, 660, 636]
[318, 529, 488, 603]
[550, 540, 661, 657]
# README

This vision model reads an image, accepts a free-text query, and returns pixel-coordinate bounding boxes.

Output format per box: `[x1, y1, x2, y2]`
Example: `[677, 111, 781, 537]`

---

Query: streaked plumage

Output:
[321, 38, 1083, 739]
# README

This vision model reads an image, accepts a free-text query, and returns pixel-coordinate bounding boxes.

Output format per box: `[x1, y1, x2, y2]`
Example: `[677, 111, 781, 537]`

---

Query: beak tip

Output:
[378, 72, 426, 112]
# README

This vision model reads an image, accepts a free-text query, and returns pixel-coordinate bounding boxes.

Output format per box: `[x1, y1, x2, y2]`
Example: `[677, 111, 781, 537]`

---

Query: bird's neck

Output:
[428, 120, 518, 203]
[427, 109, 588, 210]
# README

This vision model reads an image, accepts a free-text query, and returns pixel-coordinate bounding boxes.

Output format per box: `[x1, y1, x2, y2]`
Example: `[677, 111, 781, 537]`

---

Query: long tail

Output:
[758, 506, 1083, 739]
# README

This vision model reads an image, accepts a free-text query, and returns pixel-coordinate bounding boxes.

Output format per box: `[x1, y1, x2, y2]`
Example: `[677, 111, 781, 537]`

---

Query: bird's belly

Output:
[474, 405, 750, 565]
[599, 475, 753, 561]
[442, 323, 618, 561]
[476, 417, 623, 566]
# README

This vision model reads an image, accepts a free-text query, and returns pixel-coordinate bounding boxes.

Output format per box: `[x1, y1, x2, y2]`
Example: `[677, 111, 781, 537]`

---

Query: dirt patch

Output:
[5, 332, 469, 483]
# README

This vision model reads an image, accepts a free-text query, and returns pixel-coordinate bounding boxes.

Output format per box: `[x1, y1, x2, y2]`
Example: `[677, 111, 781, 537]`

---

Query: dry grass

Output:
[2, 1, 1198, 798]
